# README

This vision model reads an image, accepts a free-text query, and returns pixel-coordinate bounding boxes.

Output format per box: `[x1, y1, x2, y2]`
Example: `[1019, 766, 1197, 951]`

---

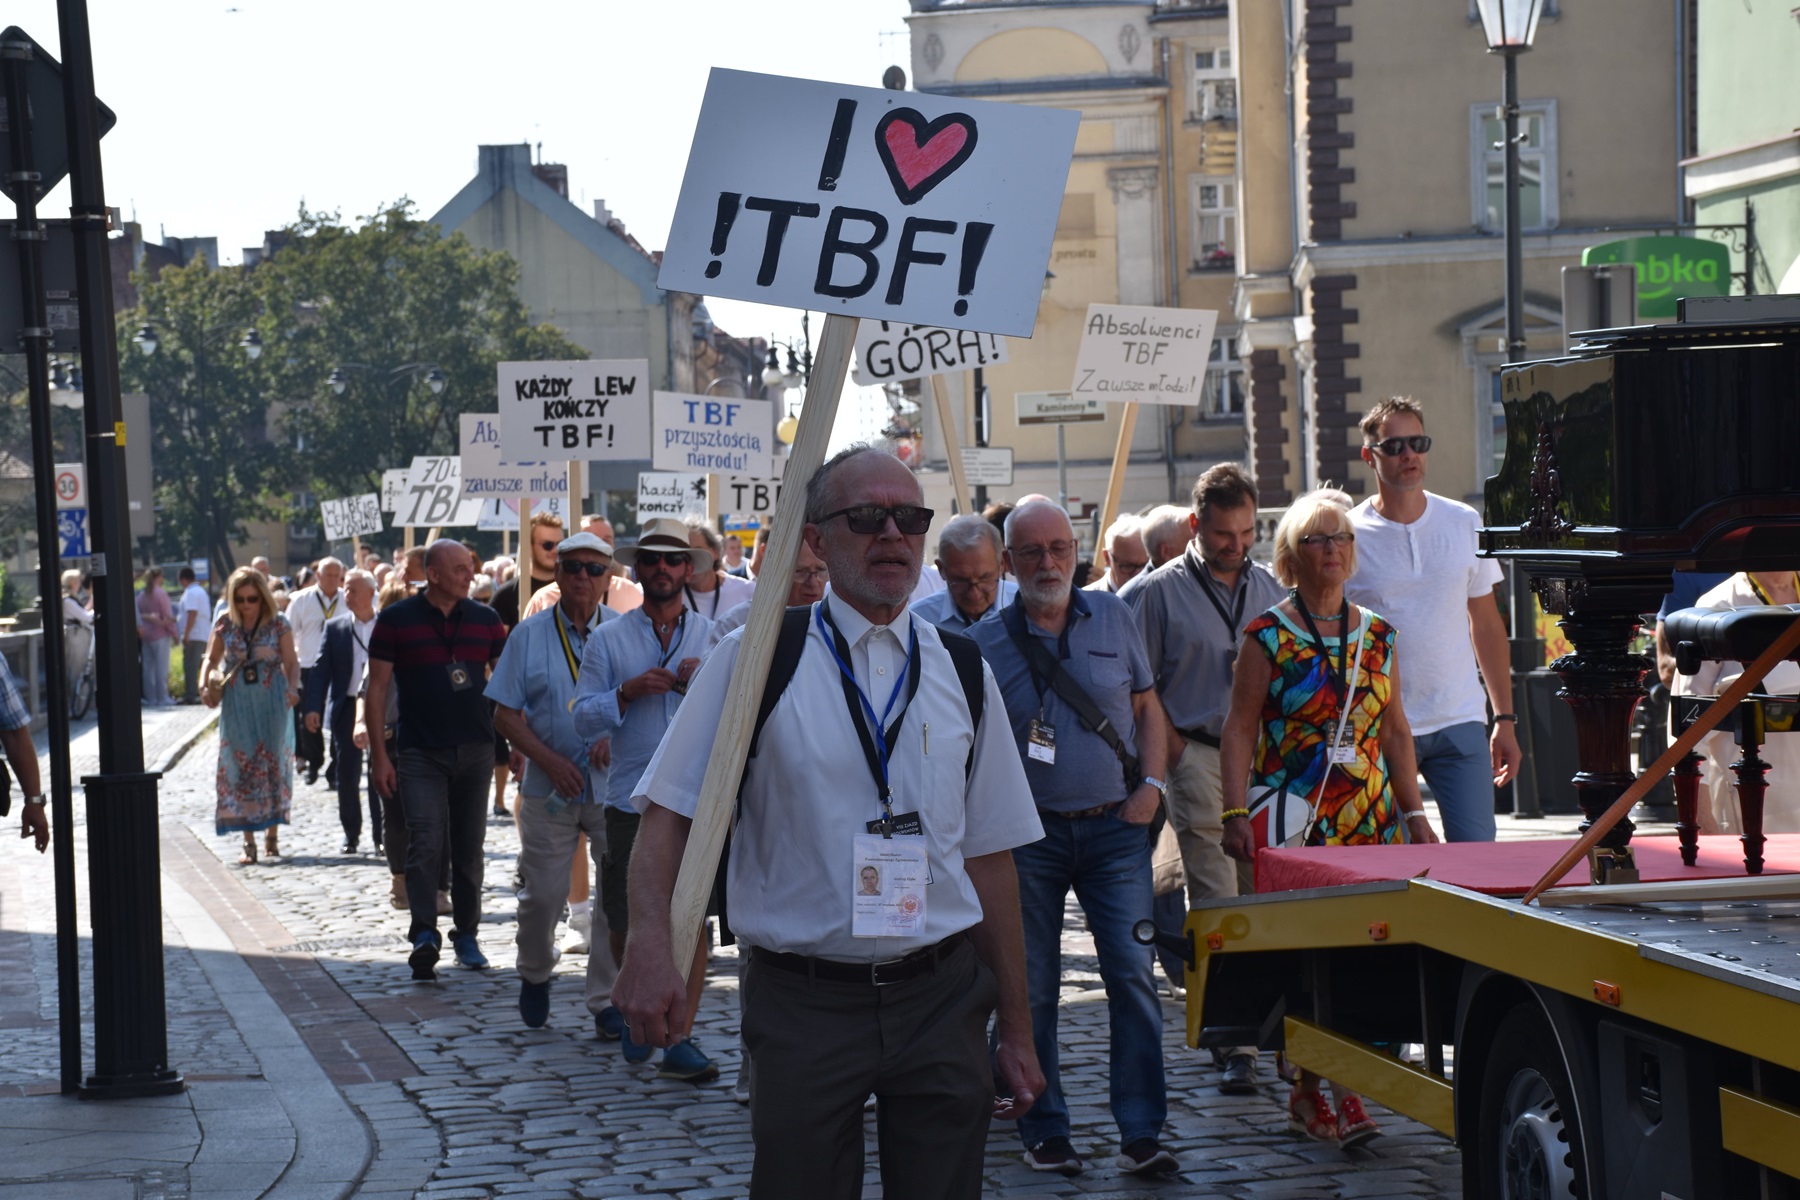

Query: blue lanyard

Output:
[817, 602, 919, 829]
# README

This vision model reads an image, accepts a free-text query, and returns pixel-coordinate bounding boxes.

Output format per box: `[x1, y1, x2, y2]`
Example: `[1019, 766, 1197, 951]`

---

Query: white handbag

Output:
[1246, 614, 1368, 849]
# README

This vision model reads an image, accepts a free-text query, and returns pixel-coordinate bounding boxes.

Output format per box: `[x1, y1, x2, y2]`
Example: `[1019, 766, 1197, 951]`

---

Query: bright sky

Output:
[11, 0, 914, 446]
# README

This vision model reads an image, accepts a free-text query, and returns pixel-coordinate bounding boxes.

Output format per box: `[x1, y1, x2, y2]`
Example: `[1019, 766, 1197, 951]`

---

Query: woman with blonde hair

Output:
[1218, 488, 1436, 1148]
[202, 566, 302, 864]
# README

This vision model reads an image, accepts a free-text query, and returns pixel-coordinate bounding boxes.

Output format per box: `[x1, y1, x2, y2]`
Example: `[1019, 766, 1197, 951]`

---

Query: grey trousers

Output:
[743, 938, 997, 1200]
[514, 793, 618, 1013]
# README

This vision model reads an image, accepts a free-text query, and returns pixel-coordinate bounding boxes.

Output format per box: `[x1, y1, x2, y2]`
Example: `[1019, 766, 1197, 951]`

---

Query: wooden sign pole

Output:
[706, 473, 720, 526]
[517, 501, 534, 610]
[403, 525, 415, 553]
[928, 374, 973, 517]
[1096, 402, 1139, 545]
[568, 462, 585, 522]
[667, 313, 859, 979]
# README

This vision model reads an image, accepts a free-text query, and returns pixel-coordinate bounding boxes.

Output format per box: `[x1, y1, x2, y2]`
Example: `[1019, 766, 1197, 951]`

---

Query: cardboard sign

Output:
[720, 475, 783, 517]
[652, 392, 775, 479]
[475, 497, 567, 532]
[320, 494, 383, 542]
[852, 321, 1007, 385]
[1017, 391, 1105, 425]
[659, 69, 1079, 337]
[960, 447, 1014, 487]
[497, 359, 651, 462]
[459, 413, 569, 499]
[397, 456, 485, 528]
[638, 472, 708, 520]
[380, 468, 410, 513]
[53, 462, 84, 509]
[1071, 304, 1219, 406]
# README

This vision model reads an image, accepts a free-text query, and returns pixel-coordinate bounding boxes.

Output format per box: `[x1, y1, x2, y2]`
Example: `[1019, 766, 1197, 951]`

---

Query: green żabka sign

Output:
[1582, 236, 1730, 319]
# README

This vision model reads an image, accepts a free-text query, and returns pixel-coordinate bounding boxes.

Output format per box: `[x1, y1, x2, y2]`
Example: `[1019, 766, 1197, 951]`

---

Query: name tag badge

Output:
[241, 663, 260, 685]
[852, 834, 930, 938]
[1329, 728, 1357, 766]
[1027, 718, 1057, 764]
[865, 812, 932, 882]
[447, 663, 474, 692]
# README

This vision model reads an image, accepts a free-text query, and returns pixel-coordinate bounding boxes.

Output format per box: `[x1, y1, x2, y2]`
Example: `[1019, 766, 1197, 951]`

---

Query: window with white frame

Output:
[1470, 99, 1558, 232]
[1191, 46, 1236, 122]
[1190, 175, 1236, 272]
[1198, 336, 1245, 421]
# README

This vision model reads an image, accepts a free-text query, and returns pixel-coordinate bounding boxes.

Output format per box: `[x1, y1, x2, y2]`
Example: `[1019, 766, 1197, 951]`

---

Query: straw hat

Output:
[615, 517, 715, 571]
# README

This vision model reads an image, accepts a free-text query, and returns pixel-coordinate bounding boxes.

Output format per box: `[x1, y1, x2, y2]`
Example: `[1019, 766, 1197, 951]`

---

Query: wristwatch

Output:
[1141, 776, 1168, 798]
[22, 794, 45, 807]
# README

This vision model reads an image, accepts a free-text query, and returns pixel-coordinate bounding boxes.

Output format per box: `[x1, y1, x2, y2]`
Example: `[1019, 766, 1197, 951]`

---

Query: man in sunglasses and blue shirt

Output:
[1344, 397, 1522, 842]
[612, 446, 1044, 1200]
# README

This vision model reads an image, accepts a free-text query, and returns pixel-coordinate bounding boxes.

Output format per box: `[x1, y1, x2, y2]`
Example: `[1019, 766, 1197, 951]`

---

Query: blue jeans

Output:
[1415, 721, 1495, 842]
[1014, 811, 1166, 1149]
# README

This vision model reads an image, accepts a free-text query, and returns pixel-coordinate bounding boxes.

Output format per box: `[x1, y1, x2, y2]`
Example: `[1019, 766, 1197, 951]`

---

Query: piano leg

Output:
[1731, 700, 1769, 876]
[1550, 608, 1651, 884]
[1673, 748, 1704, 867]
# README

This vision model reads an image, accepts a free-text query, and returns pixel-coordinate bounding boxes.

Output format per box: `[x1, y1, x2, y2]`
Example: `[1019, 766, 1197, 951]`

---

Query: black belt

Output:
[752, 931, 967, 986]
[1039, 802, 1120, 820]
[1179, 727, 1220, 748]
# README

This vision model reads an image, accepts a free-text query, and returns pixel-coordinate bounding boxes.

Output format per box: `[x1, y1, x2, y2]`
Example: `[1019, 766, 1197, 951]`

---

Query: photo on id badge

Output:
[852, 834, 929, 938]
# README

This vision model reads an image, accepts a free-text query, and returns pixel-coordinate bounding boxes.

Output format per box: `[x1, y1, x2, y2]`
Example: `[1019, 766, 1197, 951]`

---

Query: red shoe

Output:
[1288, 1088, 1338, 1142]
[1336, 1093, 1380, 1148]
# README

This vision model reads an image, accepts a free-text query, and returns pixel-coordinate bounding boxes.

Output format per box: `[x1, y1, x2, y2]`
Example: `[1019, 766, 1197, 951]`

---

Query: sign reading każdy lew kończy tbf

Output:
[658, 69, 1079, 338]
[497, 359, 651, 464]
[1071, 304, 1219, 406]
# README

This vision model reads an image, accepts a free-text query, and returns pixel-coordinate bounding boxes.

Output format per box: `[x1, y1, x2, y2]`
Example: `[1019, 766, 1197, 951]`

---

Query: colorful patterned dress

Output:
[214, 612, 294, 834]
[1244, 604, 1401, 846]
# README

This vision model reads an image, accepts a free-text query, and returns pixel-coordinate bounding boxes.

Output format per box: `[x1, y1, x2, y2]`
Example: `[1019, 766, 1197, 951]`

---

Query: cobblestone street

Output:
[1, 717, 1473, 1197]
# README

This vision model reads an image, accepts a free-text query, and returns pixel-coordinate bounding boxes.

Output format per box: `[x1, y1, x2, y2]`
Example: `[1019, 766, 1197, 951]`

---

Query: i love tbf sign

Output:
[660, 70, 1078, 338]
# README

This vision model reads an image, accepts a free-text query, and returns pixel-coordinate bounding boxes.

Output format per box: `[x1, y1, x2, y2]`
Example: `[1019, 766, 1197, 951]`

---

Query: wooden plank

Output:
[1096, 402, 1139, 548]
[928, 373, 973, 516]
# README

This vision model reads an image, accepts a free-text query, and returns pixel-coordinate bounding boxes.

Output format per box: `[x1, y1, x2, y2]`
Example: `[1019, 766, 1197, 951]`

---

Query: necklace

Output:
[1294, 592, 1345, 622]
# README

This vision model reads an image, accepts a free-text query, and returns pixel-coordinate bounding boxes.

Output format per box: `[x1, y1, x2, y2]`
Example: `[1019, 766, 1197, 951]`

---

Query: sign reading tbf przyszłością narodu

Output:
[497, 359, 651, 463]
[1071, 304, 1219, 406]
[659, 70, 1079, 337]
[652, 393, 775, 479]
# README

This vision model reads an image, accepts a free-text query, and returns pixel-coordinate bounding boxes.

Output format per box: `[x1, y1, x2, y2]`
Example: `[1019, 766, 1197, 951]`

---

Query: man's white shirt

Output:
[286, 585, 344, 668]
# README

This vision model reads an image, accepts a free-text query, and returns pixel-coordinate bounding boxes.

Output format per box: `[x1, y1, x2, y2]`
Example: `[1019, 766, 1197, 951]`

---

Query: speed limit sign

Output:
[54, 462, 85, 509]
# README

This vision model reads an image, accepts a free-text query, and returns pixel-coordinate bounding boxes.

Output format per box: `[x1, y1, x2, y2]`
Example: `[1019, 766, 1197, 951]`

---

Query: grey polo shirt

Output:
[1128, 545, 1286, 737]
[968, 589, 1152, 812]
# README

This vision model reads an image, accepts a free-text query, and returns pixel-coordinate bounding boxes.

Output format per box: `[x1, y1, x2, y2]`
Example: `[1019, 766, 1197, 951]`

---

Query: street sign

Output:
[0, 221, 82, 352]
[960, 447, 1014, 487]
[189, 557, 209, 583]
[320, 494, 382, 542]
[121, 392, 154, 541]
[638, 472, 708, 520]
[1016, 391, 1104, 425]
[397, 456, 484, 528]
[852, 321, 1007, 386]
[0, 26, 117, 205]
[497, 359, 651, 462]
[1071, 304, 1218, 406]
[57, 507, 86, 557]
[652, 392, 775, 479]
[53, 461, 83, 508]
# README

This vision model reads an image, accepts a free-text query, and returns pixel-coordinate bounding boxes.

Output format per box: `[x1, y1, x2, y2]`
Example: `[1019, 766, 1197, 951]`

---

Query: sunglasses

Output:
[1368, 435, 1432, 457]
[820, 505, 934, 536]
[1297, 532, 1355, 547]
[559, 560, 610, 577]
[538, 539, 562, 552]
[635, 550, 690, 568]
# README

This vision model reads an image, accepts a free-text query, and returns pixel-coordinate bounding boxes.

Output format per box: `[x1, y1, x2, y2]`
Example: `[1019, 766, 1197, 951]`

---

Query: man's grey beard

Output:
[1017, 574, 1071, 608]
[822, 543, 918, 610]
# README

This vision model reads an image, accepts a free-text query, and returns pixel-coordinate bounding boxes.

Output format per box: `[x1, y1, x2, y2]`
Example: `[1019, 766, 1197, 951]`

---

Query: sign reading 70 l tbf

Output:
[497, 359, 652, 462]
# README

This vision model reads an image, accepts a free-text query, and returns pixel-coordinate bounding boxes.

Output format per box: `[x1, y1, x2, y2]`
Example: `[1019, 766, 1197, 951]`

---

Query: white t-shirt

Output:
[178, 584, 211, 641]
[1343, 492, 1502, 735]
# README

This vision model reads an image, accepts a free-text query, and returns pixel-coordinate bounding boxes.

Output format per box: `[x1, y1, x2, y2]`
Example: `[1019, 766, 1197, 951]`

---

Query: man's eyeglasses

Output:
[1297, 532, 1355, 548]
[944, 572, 999, 590]
[1367, 435, 1432, 457]
[819, 505, 934, 536]
[538, 539, 562, 552]
[792, 568, 829, 583]
[1010, 540, 1077, 565]
[559, 560, 611, 578]
[635, 550, 690, 568]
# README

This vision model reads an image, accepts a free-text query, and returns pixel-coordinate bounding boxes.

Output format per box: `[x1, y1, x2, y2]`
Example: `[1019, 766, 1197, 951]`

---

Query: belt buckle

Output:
[870, 955, 907, 986]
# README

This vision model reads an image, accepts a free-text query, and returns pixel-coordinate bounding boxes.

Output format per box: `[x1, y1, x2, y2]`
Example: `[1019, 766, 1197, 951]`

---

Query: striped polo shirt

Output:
[368, 593, 508, 750]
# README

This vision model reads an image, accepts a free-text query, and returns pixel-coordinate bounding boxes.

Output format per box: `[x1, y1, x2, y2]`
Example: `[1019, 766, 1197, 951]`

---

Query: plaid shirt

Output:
[0, 657, 29, 731]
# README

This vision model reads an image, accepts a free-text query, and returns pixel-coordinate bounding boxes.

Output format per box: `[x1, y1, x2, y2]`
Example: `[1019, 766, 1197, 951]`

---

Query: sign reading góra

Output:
[652, 392, 774, 478]
[851, 320, 1007, 385]
[459, 413, 569, 499]
[658, 69, 1079, 337]
[1581, 236, 1730, 320]
[497, 359, 651, 462]
[1071, 304, 1218, 406]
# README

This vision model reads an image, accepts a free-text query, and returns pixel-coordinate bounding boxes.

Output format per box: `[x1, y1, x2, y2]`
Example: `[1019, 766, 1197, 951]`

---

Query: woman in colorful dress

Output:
[201, 566, 302, 864]
[1218, 488, 1436, 1148]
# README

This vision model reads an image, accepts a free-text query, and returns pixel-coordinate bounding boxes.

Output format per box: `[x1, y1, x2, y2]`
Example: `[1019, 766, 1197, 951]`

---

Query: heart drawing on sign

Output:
[874, 108, 979, 206]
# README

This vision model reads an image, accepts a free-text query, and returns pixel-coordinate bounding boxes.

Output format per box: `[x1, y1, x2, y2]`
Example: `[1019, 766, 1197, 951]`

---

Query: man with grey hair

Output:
[1086, 513, 1150, 594]
[302, 568, 380, 853]
[683, 515, 756, 620]
[913, 512, 1019, 630]
[613, 445, 1044, 1198]
[287, 555, 347, 786]
[1115, 506, 1192, 606]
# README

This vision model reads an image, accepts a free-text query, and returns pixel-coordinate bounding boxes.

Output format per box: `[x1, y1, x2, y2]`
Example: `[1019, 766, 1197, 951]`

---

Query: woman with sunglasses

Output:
[1216, 489, 1436, 1149]
[202, 566, 303, 864]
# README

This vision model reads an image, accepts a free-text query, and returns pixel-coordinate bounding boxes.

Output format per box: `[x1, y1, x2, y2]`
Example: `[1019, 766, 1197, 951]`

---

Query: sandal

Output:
[1288, 1087, 1338, 1142]
[1336, 1094, 1380, 1148]
[239, 834, 257, 866]
[264, 828, 281, 859]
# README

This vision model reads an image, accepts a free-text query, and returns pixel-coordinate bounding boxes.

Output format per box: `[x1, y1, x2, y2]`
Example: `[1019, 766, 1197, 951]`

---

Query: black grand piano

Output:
[1481, 294, 1800, 881]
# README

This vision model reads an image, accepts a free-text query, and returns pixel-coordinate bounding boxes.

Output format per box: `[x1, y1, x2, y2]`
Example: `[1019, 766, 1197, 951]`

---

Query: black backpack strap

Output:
[749, 605, 814, 759]
[936, 627, 986, 778]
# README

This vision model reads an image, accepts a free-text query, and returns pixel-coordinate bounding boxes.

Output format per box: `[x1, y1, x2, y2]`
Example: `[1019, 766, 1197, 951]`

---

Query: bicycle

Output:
[65, 619, 95, 720]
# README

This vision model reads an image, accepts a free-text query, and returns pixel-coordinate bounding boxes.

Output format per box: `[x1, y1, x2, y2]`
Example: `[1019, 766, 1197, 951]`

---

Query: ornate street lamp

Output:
[1474, 0, 1546, 364]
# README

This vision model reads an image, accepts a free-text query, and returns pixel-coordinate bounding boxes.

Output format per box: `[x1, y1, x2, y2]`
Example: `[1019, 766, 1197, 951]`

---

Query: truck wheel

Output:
[1476, 1005, 1587, 1200]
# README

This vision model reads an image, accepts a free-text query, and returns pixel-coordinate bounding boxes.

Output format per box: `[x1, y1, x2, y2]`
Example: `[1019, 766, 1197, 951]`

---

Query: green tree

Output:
[254, 202, 587, 510]
[118, 258, 286, 585]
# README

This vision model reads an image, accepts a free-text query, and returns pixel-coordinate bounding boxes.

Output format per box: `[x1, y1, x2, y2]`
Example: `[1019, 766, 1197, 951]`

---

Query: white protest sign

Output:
[852, 321, 1007, 386]
[720, 475, 784, 517]
[652, 392, 775, 479]
[459, 413, 569, 499]
[659, 69, 1079, 337]
[960, 447, 1014, 487]
[1071, 304, 1219, 406]
[397, 456, 486, 528]
[497, 359, 651, 462]
[320, 494, 383, 542]
[638, 472, 708, 520]
[380, 468, 410, 513]
[475, 497, 567, 532]
[1017, 391, 1106, 425]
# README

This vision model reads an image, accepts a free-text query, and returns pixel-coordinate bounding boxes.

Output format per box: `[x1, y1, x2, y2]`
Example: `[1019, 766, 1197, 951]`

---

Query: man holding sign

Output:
[614, 447, 1043, 1198]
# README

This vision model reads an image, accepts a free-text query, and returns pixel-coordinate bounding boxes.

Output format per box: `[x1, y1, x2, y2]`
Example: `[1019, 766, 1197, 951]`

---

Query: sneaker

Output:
[519, 978, 550, 1028]
[1117, 1138, 1179, 1177]
[657, 1038, 720, 1083]
[449, 931, 489, 970]
[408, 930, 440, 981]
[595, 1006, 625, 1041]
[620, 1024, 654, 1065]
[1219, 1053, 1257, 1094]
[1024, 1136, 1084, 1175]
[563, 909, 591, 956]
